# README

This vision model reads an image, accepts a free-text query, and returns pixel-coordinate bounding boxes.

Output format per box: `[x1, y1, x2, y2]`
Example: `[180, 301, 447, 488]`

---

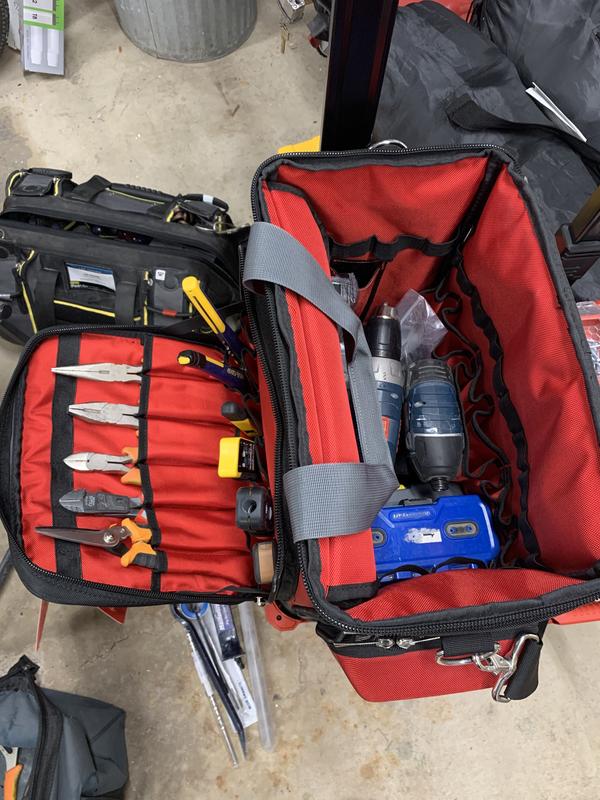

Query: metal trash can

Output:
[114, 0, 258, 62]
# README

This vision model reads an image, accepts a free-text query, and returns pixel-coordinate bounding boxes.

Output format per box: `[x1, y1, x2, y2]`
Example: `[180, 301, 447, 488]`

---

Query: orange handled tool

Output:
[118, 519, 159, 568]
[119, 447, 141, 486]
[0, 746, 22, 800]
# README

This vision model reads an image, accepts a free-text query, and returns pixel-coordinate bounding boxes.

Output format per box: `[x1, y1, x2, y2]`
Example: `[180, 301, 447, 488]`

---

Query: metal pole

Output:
[320, 0, 398, 151]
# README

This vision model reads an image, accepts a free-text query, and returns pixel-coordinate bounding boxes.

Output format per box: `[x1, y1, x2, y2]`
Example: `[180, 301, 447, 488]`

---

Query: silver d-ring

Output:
[368, 139, 409, 151]
[435, 651, 475, 667]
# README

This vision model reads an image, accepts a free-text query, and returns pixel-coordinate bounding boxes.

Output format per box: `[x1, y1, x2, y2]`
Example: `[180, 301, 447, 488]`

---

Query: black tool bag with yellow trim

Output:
[0, 167, 241, 345]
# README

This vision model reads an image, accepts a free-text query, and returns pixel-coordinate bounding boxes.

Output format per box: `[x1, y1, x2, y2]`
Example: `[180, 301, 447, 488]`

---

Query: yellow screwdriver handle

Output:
[182, 276, 224, 334]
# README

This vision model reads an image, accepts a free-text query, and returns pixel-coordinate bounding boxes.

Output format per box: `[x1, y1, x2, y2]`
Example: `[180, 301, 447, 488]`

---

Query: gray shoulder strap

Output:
[244, 222, 398, 542]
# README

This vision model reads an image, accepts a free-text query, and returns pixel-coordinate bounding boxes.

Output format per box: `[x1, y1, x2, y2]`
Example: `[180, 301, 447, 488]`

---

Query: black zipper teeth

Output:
[247, 144, 600, 639]
[249, 143, 522, 220]
[29, 682, 50, 800]
[242, 286, 286, 596]
[0, 323, 267, 605]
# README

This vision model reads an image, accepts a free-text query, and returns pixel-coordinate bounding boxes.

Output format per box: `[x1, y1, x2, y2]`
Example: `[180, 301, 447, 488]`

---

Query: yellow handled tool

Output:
[182, 276, 244, 361]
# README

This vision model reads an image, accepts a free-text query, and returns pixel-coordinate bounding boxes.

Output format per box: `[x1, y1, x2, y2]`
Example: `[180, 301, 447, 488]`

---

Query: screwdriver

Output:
[178, 350, 250, 394]
[182, 276, 245, 362]
[221, 401, 258, 438]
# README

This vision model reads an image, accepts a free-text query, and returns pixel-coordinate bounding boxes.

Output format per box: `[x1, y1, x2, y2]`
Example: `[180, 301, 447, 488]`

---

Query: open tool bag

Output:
[0, 168, 241, 345]
[2, 146, 600, 704]
[0, 655, 128, 800]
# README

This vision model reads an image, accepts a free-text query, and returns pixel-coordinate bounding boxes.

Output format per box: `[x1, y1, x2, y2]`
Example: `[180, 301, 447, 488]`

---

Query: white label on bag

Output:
[404, 527, 442, 544]
[66, 263, 116, 291]
[154, 269, 166, 281]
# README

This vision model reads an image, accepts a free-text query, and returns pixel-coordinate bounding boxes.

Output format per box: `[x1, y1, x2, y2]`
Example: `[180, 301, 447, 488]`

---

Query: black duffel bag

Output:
[0, 168, 242, 345]
[0, 656, 128, 799]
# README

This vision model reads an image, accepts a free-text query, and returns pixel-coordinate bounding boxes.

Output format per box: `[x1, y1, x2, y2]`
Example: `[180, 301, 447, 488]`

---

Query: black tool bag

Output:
[373, 1, 600, 234]
[0, 168, 242, 345]
[0, 656, 128, 800]
[469, 0, 600, 300]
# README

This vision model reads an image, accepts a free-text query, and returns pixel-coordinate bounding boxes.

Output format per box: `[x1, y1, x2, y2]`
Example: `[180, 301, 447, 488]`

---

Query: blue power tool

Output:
[365, 304, 404, 458]
[372, 494, 500, 581]
[405, 359, 465, 492]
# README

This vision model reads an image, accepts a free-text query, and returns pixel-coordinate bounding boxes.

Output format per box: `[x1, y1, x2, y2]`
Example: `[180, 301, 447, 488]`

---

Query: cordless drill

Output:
[404, 359, 465, 492]
[365, 303, 404, 459]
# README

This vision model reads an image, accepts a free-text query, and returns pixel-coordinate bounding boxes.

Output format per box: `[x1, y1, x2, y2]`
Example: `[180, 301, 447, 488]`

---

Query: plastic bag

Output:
[577, 301, 600, 381]
[394, 289, 447, 364]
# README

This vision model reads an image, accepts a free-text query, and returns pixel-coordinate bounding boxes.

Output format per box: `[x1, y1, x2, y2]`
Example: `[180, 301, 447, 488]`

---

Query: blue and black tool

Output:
[405, 359, 465, 492]
[372, 494, 500, 582]
[365, 303, 404, 459]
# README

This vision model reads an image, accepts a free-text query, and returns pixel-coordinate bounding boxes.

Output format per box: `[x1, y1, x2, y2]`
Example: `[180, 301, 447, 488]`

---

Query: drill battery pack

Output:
[372, 495, 500, 581]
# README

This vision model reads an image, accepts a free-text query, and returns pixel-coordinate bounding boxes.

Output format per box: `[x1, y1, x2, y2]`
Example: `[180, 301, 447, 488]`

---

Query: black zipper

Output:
[247, 145, 600, 641]
[0, 323, 268, 607]
[249, 143, 522, 220]
[0, 207, 238, 289]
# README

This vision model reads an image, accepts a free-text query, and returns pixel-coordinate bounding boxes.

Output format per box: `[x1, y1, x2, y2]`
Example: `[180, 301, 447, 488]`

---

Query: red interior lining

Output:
[19, 333, 256, 595]
[464, 170, 600, 570]
[20, 338, 60, 574]
[264, 185, 376, 590]
[275, 159, 486, 247]
[347, 569, 583, 622]
[260, 156, 600, 615]
[435, 272, 526, 551]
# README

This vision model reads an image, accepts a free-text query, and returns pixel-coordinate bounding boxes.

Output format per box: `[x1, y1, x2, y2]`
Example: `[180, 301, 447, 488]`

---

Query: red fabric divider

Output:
[146, 337, 255, 591]
[20, 338, 60, 573]
[264, 185, 377, 590]
[335, 639, 513, 702]
[275, 159, 486, 250]
[464, 168, 600, 570]
[347, 568, 582, 622]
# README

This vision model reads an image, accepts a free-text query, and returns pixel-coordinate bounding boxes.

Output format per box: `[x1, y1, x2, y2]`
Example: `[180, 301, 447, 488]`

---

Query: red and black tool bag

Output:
[0, 326, 265, 607]
[242, 145, 600, 702]
[2, 145, 600, 704]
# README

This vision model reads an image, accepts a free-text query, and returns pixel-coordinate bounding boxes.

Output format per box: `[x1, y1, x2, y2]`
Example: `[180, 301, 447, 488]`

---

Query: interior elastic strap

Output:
[244, 222, 398, 543]
[329, 230, 458, 262]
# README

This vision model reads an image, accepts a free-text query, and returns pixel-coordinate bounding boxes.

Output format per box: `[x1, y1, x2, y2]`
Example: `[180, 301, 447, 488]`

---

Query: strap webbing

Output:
[69, 174, 111, 202]
[34, 267, 60, 329]
[244, 222, 398, 542]
[114, 280, 137, 325]
[51, 335, 82, 578]
[448, 95, 600, 175]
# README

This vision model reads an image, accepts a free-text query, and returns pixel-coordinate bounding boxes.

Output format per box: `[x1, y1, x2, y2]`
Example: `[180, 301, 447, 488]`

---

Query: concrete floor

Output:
[1, 2, 600, 798]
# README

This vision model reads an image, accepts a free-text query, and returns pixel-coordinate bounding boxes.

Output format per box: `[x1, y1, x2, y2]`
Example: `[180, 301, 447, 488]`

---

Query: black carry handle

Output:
[447, 95, 600, 178]
[69, 175, 174, 204]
